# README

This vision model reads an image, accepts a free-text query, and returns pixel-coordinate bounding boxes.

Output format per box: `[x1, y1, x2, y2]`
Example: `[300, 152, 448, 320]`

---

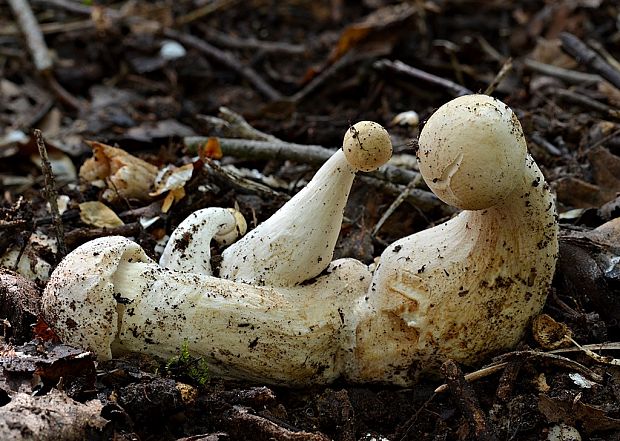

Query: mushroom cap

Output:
[41, 236, 154, 360]
[343, 121, 392, 172]
[215, 208, 247, 246]
[417, 94, 527, 210]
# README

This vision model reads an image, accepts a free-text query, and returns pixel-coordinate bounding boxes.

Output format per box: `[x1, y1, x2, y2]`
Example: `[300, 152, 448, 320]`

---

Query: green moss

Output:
[165, 340, 209, 386]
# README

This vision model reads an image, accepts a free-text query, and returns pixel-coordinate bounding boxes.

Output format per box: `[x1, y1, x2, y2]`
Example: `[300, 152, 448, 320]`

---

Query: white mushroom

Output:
[349, 95, 558, 385]
[41, 122, 388, 385]
[219, 121, 392, 286]
[159, 207, 247, 275]
[41, 104, 559, 386]
[42, 235, 370, 385]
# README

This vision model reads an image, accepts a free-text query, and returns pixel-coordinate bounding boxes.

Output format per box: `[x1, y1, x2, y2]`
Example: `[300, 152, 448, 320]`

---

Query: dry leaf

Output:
[199, 137, 223, 160]
[532, 314, 573, 350]
[79, 201, 124, 228]
[539, 394, 620, 433]
[80, 141, 158, 202]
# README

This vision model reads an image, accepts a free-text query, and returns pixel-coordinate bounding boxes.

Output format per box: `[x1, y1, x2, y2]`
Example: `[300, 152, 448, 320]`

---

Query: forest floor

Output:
[1, 1, 620, 440]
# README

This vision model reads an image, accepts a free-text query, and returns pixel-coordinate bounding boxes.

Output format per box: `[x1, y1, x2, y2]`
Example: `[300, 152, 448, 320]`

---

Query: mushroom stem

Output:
[159, 207, 246, 275]
[349, 95, 559, 385]
[43, 236, 370, 385]
[220, 121, 392, 287]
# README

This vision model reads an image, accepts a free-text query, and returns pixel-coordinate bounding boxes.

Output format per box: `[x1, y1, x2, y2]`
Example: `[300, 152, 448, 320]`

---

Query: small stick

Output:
[291, 51, 358, 103]
[217, 107, 279, 141]
[585, 127, 620, 150]
[203, 28, 306, 55]
[164, 28, 283, 101]
[530, 132, 562, 156]
[523, 58, 602, 85]
[587, 39, 620, 74]
[184, 136, 422, 186]
[484, 57, 513, 96]
[435, 362, 509, 394]
[7, 0, 52, 72]
[440, 359, 499, 441]
[375, 59, 474, 97]
[33, 130, 67, 258]
[372, 174, 422, 236]
[552, 88, 620, 118]
[494, 358, 523, 402]
[560, 32, 620, 90]
[176, 0, 240, 26]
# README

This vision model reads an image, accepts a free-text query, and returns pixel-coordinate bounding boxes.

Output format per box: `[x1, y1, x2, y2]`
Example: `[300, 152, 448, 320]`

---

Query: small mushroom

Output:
[350, 95, 559, 384]
[219, 121, 392, 286]
[159, 207, 247, 275]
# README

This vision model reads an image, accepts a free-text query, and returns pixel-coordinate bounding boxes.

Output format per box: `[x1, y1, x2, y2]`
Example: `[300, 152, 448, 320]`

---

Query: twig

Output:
[185, 136, 422, 186]
[586, 128, 620, 150]
[33, 130, 67, 258]
[568, 337, 620, 366]
[163, 28, 283, 101]
[587, 39, 620, 74]
[530, 132, 562, 156]
[494, 358, 523, 402]
[34, 0, 96, 16]
[204, 159, 287, 201]
[435, 362, 509, 394]
[395, 392, 437, 441]
[550, 341, 620, 354]
[484, 57, 513, 96]
[203, 28, 306, 55]
[440, 360, 499, 441]
[523, 58, 602, 85]
[560, 32, 620, 90]
[0, 19, 94, 36]
[494, 350, 604, 383]
[291, 51, 359, 103]
[372, 174, 422, 236]
[375, 59, 474, 97]
[216, 107, 279, 141]
[175, 0, 240, 26]
[434, 343, 611, 395]
[551, 87, 620, 118]
[45, 72, 86, 111]
[7, 0, 52, 72]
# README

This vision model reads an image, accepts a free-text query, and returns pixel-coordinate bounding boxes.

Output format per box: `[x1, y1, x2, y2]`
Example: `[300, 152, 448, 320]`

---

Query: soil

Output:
[1, 1, 620, 440]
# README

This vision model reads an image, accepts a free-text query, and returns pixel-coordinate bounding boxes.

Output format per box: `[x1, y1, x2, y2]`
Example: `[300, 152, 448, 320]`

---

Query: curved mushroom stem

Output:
[159, 207, 246, 275]
[220, 121, 392, 287]
[349, 96, 559, 385]
[43, 236, 370, 385]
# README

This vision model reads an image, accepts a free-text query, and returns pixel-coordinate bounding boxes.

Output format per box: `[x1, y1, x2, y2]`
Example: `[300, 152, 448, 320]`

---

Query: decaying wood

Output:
[0, 390, 108, 440]
[441, 360, 499, 441]
[0, 269, 40, 343]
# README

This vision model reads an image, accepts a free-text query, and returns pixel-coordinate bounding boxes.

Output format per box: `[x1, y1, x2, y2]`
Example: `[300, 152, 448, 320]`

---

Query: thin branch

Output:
[164, 28, 283, 101]
[560, 32, 620, 90]
[441, 360, 499, 441]
[551, 88, 620, 119]
[7, 0, 52, 72]
[203, 28, 306, 55]
[33, 130, 67, 258]
[375, 59, 474, 97]
[484, 57, 513, 96]
[175, 0, 240, 26]
[523, 58, 602, 85]
[372, 174, 422, 236]
[185, 136, 422, 186]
